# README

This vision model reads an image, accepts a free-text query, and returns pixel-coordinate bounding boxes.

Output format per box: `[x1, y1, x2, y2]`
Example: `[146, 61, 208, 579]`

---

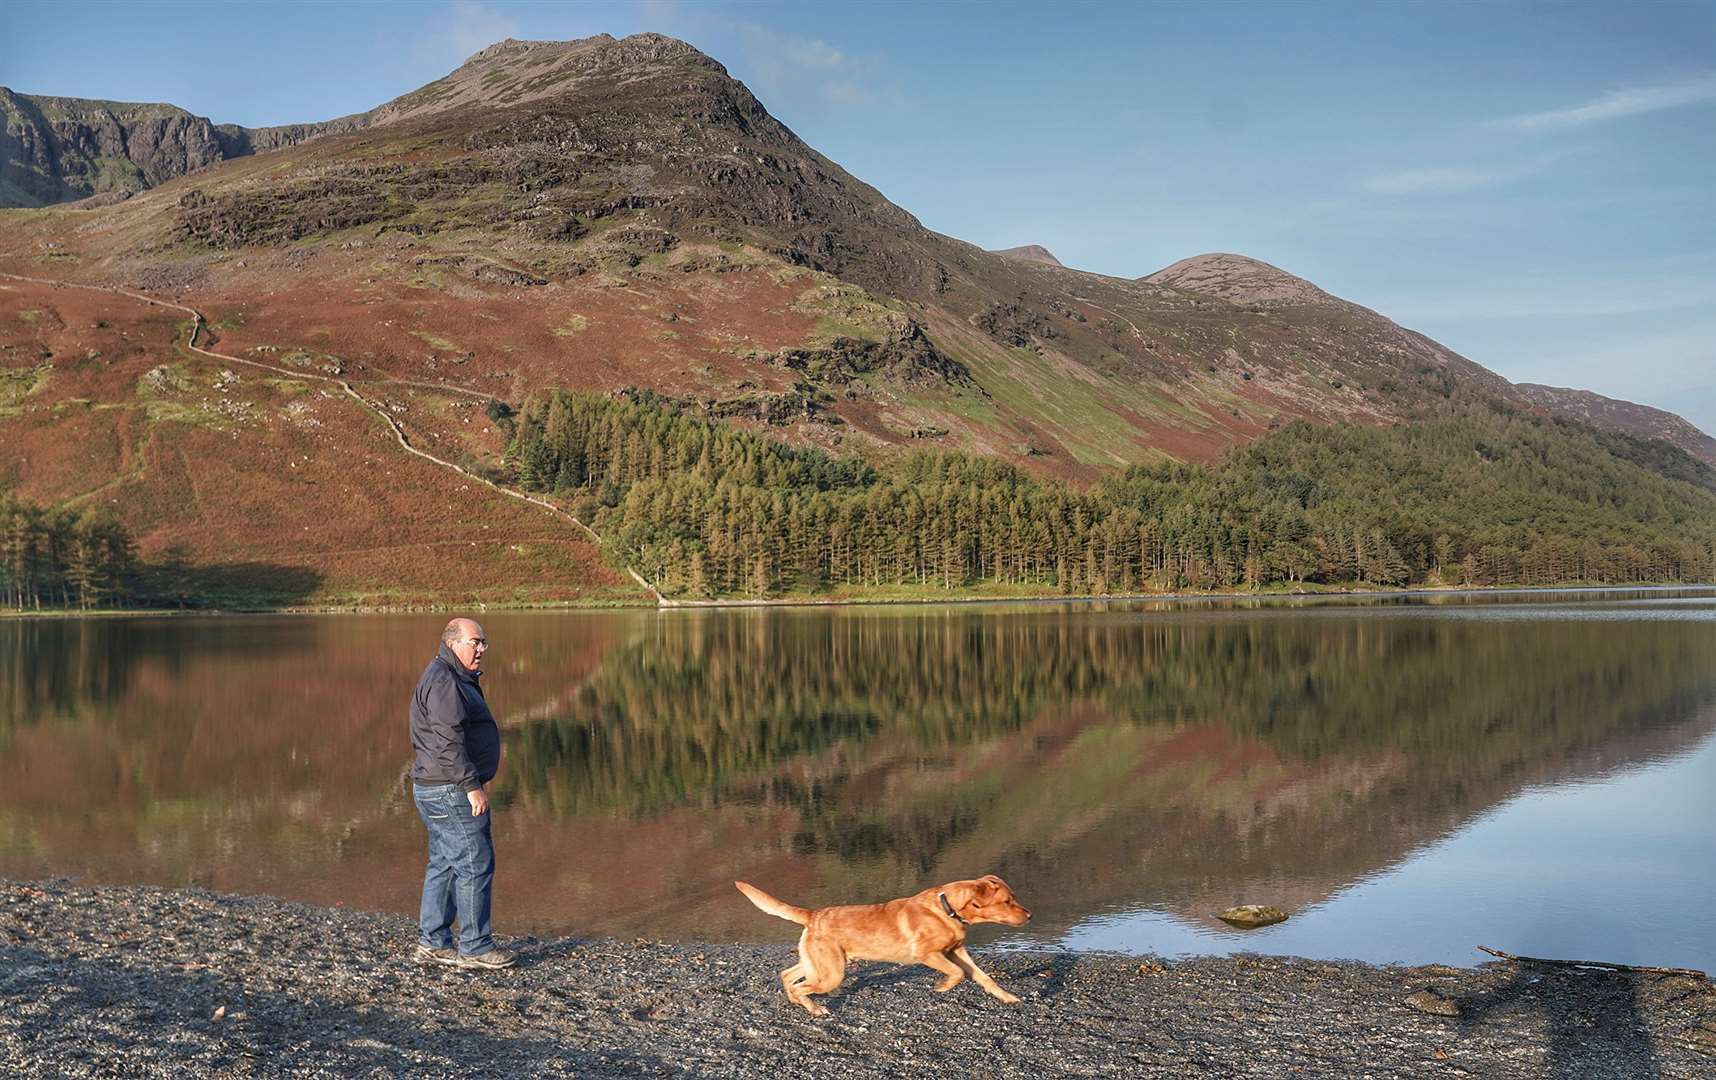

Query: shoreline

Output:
[3, 581, 1711, 620]
[2, 880, 1712, 1077]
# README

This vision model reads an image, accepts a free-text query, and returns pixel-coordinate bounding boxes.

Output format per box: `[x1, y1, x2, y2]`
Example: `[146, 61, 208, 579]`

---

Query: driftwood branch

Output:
[1477, 945, 1707, 981]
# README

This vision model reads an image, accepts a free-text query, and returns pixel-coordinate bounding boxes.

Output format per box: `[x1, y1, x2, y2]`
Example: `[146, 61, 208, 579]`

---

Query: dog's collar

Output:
[937, 892, 968, 925]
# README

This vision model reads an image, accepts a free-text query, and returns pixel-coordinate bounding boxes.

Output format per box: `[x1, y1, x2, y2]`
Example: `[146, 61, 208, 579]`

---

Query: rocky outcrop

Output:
[213, 114, 370, 157]
[174, 182, 406, 248]
[774, 322, 975, 389]
[972, 301, 1059, 350]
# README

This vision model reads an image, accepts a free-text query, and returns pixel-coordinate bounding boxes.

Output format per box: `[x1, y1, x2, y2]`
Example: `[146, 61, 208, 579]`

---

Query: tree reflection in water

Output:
[1, 594, 1713, 948]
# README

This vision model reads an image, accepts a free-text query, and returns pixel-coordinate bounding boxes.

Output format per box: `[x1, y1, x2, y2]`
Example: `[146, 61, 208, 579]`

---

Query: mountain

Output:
[1516, 383, 1716, 464]
[0, 33, 1644, 464]
[990, 244, 1064, 267]
[2, 32, 1711, 605]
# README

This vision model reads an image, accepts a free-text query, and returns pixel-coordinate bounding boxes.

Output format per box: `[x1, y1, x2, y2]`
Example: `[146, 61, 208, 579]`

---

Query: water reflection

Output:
[1, 590, 1712, 966]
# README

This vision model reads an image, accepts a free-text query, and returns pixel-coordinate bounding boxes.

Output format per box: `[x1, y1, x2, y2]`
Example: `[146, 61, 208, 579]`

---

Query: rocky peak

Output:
[1142, 252, 1333, 307]
[991, 244, 1065, 268]
[460, 37, 599, 65]
[377, 33, 729, 127]
[2, 33, 738, 208]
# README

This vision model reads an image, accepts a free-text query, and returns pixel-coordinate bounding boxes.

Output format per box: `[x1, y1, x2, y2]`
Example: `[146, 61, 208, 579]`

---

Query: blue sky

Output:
[6, 1, 1714, 433]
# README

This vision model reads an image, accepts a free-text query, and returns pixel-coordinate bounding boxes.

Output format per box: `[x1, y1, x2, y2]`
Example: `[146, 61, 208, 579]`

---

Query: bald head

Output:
[441, 617, 488, 672]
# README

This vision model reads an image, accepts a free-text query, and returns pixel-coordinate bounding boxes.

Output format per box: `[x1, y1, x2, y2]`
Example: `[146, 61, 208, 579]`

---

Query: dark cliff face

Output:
[0, 89, 371, 209]
[0, 89, 235, 206]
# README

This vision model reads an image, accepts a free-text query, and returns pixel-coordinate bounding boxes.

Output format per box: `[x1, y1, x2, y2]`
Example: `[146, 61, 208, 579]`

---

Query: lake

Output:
[2, 588, 1712, 970]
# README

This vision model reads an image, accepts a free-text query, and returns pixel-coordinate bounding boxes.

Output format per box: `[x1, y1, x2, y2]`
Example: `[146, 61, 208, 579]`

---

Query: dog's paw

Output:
[994, 990, 1021, 1004]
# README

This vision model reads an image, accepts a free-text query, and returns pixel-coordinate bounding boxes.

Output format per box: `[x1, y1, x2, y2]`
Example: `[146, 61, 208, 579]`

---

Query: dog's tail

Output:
[734, 881, 811, 925]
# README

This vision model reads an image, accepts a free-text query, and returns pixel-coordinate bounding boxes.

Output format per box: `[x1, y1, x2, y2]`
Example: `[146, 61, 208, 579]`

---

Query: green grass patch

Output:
[551, 315, 589, 337]
[140, 399, 226, 427]
[411, 330, 463, 352]
[792, 283, 903, 346]
[15, 309, 44, 323]
[0, 364, 52, 414]
[89, 155, 145, 193]
[946, 344, 1142, 464]
[898, 387, 1004, 429]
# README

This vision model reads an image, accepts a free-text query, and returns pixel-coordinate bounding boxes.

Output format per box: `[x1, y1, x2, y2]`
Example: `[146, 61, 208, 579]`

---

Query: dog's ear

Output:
[945, 880, 982, 914]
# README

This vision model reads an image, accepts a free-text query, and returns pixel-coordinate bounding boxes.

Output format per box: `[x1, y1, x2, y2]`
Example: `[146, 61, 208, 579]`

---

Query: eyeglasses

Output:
[465, 637, 488, 647]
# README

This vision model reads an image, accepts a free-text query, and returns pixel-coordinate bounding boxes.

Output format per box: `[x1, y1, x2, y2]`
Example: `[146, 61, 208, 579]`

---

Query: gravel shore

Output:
[3, 881, 1712, 1078]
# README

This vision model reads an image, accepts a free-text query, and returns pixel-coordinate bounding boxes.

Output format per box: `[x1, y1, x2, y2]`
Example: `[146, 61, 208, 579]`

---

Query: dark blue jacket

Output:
[408, 644, 500, 792]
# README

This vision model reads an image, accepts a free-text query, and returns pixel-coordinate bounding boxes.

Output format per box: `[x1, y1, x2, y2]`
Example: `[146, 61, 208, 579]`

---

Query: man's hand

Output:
[467, 786, 489, 816]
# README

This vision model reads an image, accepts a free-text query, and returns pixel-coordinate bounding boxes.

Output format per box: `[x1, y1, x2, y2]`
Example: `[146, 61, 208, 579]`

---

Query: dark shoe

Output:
[414, 944, 460, 966]
[457, 947, 517, 969]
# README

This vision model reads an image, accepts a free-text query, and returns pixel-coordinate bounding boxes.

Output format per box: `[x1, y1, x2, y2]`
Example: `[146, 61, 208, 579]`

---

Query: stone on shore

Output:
[1404, 988, 1461, 1016]
[1217, 904, 1290, 928]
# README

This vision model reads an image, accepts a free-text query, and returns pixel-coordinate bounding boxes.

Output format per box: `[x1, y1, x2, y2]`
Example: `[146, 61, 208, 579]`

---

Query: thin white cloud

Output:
[1376, 274, 1716, 322]
[824, 80, 867, 106]
[637, 0, 683, 31]
[1359, 151, 1575, 196]
[425, 1, 522, 65]
[1492, 73, 1716, 131]
[1497, 319, 1716, 405]
[786, 39, 846, 69]
[1361, 162, 1540, 195]
[728, 21, 890, 109]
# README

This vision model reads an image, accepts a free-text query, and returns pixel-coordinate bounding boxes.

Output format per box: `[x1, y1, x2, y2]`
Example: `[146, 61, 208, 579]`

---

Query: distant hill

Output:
[990, 244, 1064, 267]
[1516, 383, 1716, 465]
[1142, 252, 1334, 307]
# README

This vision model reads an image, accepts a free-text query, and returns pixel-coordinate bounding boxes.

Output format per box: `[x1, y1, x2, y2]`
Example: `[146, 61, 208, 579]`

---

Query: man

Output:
[408, 617, 514, 968]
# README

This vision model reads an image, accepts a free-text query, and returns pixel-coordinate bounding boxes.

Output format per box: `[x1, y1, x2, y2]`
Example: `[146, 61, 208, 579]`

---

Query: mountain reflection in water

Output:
[2, 590, 1712, 967]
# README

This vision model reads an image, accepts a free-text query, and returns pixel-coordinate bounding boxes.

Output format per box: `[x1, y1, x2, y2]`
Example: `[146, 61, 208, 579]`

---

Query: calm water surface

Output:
[3, 588, 1713, 969]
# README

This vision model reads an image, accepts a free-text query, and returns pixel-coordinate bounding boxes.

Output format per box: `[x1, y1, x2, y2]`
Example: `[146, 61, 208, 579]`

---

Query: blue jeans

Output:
[413, 782, 495, 956]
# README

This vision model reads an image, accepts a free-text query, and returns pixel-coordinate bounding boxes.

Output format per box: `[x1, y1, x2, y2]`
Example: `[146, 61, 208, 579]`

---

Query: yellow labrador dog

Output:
[735, 875, 1032, 1016]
